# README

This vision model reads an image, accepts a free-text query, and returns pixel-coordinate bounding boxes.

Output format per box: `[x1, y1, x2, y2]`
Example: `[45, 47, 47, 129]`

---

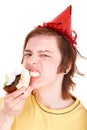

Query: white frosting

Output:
[16, 67, 30, 89]
[4, 65, 30, 88]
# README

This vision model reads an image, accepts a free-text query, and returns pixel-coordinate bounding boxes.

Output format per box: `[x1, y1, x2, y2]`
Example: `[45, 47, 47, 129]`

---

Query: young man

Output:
[0, 5, 87, 130]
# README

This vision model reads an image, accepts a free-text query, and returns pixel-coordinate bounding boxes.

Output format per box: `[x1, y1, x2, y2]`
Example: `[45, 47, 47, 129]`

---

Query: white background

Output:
[0, 0, 87, 108]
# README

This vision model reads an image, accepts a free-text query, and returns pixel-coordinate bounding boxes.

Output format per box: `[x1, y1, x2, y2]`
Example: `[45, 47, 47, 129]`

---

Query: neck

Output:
[34, 84, 74, 110]
[34, 74, 74, 109]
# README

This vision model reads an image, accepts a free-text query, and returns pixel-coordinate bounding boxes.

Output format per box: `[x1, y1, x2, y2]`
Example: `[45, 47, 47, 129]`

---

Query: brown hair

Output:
[22, 27, 83, 99]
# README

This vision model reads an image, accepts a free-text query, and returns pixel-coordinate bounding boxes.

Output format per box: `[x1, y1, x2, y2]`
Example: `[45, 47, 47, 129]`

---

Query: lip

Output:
[29, 70, 40, 85]
[28, 68, 41, 78]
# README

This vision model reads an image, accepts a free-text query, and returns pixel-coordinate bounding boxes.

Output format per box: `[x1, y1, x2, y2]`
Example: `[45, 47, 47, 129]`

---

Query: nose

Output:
[27, 55, 39, 66]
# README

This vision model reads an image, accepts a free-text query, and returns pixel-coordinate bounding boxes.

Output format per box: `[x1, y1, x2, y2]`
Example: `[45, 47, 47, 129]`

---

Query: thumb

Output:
[23, 85, 33, 97]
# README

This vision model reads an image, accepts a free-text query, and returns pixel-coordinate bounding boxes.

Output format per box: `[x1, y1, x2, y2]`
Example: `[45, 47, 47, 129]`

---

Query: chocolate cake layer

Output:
[3, 74, 21, 93]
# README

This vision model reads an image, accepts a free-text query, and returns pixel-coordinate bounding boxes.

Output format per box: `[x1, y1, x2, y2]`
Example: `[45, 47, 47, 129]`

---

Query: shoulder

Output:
[76, 99, 87, 118]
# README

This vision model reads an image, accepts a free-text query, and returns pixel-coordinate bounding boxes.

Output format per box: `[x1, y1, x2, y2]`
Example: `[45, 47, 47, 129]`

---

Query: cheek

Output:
[42, 62, 58, 77]
[22, 60, 28, 69]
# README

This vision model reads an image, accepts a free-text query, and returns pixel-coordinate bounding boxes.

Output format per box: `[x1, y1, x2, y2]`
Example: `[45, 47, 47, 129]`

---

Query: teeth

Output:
[30, 71, 40, 77]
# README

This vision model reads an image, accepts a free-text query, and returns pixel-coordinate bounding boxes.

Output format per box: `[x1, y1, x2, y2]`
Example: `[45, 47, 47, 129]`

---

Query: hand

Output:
[2, 86, 33, 117]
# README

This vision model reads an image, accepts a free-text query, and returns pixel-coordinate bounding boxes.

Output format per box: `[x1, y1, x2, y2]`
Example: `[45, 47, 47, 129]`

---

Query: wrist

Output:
[0, 109, 14, 130]
[1, 109, 14, 121]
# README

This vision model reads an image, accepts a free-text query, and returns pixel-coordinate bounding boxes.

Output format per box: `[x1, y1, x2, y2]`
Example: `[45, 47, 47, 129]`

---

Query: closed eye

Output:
[24, 52, 32, 57]
[40, 54, 50, 57]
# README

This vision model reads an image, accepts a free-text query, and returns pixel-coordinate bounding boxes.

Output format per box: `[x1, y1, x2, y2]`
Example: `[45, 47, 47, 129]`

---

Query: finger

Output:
[4, 92, 28, 110]
[24, 85, 33, 93]
[11, 92, 28, 104]
[6, 87, 28, 100]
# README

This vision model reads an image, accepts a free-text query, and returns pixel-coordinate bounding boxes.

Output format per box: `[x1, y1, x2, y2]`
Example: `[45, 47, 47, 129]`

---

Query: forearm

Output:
[0, 109, 14, 130]
[0, 86, 32, 130]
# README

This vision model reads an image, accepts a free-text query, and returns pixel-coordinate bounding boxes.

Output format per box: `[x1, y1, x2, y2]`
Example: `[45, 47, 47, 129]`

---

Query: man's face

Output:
[23, 35, 63, 89]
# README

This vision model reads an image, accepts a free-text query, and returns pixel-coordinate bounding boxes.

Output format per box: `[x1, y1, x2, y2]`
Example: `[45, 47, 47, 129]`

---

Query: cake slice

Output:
[3, 66, 30, 93]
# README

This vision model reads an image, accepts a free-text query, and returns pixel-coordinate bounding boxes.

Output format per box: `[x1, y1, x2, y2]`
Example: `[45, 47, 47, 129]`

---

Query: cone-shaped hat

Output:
[52, 5, 71, 31]
[37, 5, 77, 48]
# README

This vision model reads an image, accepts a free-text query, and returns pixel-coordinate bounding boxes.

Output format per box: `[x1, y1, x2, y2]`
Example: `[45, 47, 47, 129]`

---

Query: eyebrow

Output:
[24, 49, 52, 54]
[38, 50, 52, 54]
[24, 49, 31, 52]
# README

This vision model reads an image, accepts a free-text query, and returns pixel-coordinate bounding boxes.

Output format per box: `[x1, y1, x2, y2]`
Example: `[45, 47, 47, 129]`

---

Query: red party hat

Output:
[37, 5, 77, 48]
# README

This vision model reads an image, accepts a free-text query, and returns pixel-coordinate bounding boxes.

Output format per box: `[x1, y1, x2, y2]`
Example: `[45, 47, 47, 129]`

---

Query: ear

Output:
[64, 63, 72, 74]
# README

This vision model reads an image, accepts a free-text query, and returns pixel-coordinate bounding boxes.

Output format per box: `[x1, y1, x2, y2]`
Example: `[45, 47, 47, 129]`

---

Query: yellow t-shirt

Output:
[0, 94, 87, 130]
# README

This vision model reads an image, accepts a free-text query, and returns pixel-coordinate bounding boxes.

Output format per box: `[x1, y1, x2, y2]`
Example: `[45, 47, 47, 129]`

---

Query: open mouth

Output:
[30, 71, 40, 78]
